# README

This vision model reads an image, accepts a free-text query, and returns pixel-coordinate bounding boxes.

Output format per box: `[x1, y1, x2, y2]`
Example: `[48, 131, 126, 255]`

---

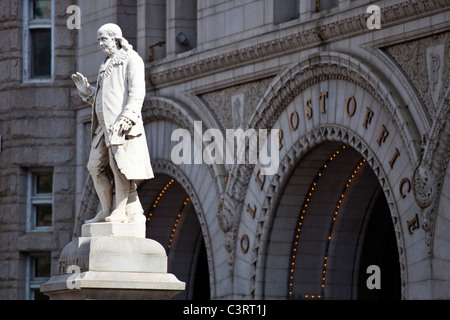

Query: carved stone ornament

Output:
[200, 78, 272, 130]
[411, 89, 450, 256]
[416, 195, 437, 257]
[217, 195, 235, 233]
[385, 32, 450, 118]
[411, 163, 438, 257]
[217, 195, 240, 266]
[412, 164, 437, 208]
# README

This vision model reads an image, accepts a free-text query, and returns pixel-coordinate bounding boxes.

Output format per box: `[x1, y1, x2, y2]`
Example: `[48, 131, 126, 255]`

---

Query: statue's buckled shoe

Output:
[105, 210, 128, 223]
[126, 211, 146, 224]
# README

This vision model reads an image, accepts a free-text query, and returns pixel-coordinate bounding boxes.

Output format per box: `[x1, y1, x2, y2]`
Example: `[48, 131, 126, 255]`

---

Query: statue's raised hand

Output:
[71, 72, 90, 96]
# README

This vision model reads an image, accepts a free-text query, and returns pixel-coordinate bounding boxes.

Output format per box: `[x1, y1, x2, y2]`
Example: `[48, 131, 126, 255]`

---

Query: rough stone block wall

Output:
[0, 0, 77, 299]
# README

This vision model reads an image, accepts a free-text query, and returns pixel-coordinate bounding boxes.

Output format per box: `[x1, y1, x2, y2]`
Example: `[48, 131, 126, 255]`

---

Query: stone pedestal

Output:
[40, 222, 185, 300]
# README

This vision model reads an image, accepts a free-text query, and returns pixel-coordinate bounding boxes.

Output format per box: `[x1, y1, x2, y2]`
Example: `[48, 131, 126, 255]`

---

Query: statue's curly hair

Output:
[97, 23, 132, 51]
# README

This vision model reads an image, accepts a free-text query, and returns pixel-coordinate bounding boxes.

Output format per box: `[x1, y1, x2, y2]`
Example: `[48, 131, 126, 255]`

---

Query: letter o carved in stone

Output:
[240, 234, 249, 254]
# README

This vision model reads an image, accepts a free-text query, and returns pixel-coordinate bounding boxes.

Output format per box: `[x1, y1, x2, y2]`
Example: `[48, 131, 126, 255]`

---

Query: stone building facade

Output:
[0, 0, 449, 300]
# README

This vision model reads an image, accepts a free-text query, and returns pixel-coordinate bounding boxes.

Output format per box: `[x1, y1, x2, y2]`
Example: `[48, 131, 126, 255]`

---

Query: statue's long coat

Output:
[85, 47, 154, 181]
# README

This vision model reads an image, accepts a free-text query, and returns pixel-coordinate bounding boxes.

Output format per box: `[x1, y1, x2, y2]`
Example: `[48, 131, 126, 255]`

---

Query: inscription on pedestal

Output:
[58, 255, 89, 274]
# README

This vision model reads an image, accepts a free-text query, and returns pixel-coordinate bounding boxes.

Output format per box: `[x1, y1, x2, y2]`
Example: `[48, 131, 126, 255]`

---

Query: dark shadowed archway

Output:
[138, 173, 210, 300]
[261, 142, 400, 299]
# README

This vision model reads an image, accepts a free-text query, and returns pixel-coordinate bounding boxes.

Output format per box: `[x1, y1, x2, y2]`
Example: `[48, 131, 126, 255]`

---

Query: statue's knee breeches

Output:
[87, 134, 110, 176]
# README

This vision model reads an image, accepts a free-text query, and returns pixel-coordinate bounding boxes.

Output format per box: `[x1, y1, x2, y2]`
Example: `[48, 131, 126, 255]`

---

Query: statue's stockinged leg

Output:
[87, 173, 113, 223]
[86, 134, 113, 223]
[105, 147, 130, 223]
[126, 183, 146, 224]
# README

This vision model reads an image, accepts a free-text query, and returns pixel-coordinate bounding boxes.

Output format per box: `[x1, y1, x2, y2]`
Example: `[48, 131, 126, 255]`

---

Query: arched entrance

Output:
[140, 96, 228, 299]
[138, 173, 210, 300]
[262, 142, 400, 299]
[232, 52, 427, 300]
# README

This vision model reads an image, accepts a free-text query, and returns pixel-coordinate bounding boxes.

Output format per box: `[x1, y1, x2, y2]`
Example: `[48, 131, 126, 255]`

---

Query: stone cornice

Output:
[148, 0, 449, 88]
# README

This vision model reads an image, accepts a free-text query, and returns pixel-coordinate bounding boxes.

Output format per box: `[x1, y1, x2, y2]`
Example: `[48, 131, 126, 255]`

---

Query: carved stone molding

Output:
[144, 95, 226, 193]
[142, 96, 194, 133]
[249, 53, 419, 162]
[148, 0, 449, 88]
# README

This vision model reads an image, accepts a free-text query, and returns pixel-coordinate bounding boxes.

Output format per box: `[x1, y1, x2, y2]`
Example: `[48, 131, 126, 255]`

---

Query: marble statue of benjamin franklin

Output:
[72, 23, 154, 224]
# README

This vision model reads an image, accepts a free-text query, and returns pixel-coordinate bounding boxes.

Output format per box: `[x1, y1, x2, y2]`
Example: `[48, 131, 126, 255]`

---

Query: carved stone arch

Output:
[251, 125, 408, 299]
[226, 51, 423, 204]
[141, 95, 232, 298]
[142, 95, 227, 193]
[249, 52, 421, 161]
[223, 52, 422, 273]
[142, 96, 194, 132]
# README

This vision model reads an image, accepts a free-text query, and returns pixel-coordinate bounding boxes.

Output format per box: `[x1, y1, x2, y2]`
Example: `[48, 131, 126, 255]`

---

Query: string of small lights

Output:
[319, 158, 366, 297]
[146, 179, 175, 223]
[144, 178, 189, 253]
[167, 196, 190, 252]
[287, 145, 348, 299]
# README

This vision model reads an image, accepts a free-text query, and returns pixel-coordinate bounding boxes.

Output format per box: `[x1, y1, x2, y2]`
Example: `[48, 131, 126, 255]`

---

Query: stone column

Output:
[40, 222, 185, 300]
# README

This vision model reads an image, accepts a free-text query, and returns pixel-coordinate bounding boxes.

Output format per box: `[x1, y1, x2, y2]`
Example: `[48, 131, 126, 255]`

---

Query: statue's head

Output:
[97, 23, 131, 56]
